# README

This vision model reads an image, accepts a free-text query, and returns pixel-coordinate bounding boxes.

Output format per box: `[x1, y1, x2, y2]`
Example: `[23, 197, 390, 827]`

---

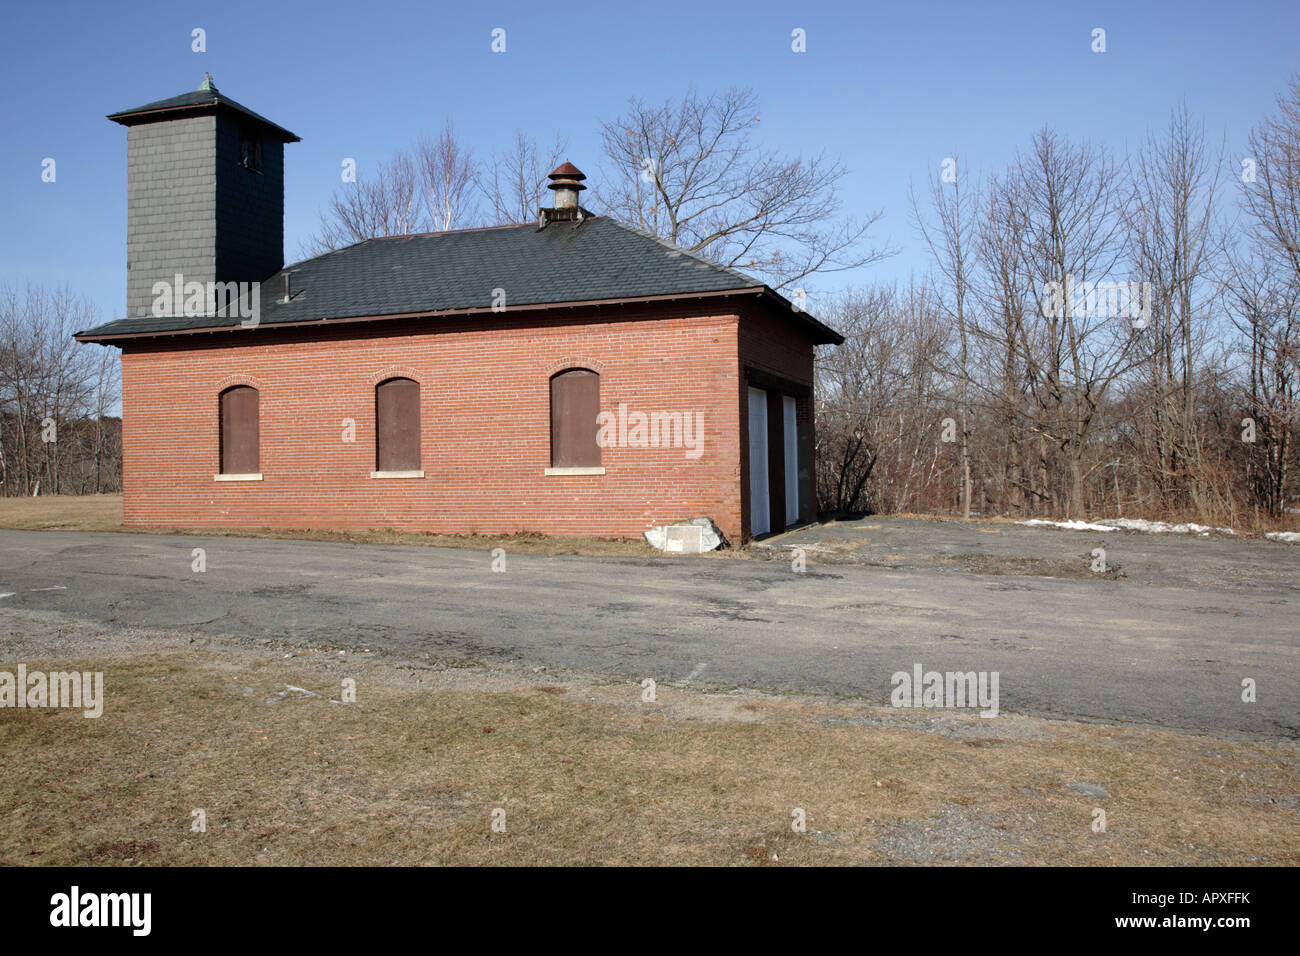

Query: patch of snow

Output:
[1017, 519, 1118, 532]
[1265, 532, 1300, 544]
[1104, 518, 1235, 536]
[1018, 517, 1239, 536]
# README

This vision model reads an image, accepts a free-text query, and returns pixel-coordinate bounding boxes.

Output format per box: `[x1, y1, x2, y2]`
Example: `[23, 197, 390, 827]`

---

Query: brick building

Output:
[77, 78, 843, 544]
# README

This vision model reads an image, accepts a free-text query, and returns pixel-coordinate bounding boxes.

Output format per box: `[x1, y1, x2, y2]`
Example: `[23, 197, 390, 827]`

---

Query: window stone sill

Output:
[214, 473, 263, 481]
[543, 466, 606, 476]
[370, 470, 425, 479]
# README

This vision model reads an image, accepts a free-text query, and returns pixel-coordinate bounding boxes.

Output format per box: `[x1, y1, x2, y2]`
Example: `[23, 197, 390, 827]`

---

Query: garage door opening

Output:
[748, 386, 770, 536]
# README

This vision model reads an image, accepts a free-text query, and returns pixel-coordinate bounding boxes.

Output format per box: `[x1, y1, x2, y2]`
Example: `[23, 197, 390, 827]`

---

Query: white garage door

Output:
[748, 387, 769, 536]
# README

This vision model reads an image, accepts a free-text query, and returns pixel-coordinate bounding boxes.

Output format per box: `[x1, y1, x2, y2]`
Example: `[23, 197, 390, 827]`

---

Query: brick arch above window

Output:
[370, 365, 423, 387]
[214, 373, 266, 393]
[542, 356, 606, 378]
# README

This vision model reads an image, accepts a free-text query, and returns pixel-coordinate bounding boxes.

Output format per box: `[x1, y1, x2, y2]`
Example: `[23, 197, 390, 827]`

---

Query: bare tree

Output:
[1240, 76, 1300, 283]
[480, 130, 569, 225]
[911, 155, 980, 518]
[1225, 261, 1297, 518]
[597, 87, 890, 290]
[83, 346, 122, 494]
[816, 286, 893, 514]
[415, 120, 479, 232]
[1014, 128, 1137, 515]
[974, 171, 1035, 514]
[305, 151, 422, 256]
[806, 84, 1300, 530]
[304, 122, 481, 256]
[1128, 104, 1224, 513]
[817, 283, 952, 515]
[0, 282, 115, 496]
[1224, 76, 1300, 517]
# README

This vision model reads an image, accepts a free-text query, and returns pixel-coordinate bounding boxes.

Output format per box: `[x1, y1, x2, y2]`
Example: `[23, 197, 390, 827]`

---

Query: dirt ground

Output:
[1, 609, 1296, 866]
[758, 513, 1300, 591]
[3, 495, 1296, 579]
[0, 494, 661, 558]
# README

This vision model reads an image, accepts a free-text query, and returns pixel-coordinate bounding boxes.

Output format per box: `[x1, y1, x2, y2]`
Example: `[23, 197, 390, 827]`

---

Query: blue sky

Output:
[2, 0, 1298, 323]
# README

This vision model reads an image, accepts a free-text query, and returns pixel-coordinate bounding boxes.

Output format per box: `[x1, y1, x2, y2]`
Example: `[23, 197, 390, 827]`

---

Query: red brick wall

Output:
[119, 303, 748, 542]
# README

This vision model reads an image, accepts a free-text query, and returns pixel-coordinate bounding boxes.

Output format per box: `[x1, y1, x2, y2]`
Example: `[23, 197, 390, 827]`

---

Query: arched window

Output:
[219, 386, 260, 475]
[550, 368, 600, 468]
[375, 377, 421, 473]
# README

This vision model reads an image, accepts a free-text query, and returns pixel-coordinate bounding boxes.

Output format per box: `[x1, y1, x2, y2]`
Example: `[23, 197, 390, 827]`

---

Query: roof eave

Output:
[74, 287, 772, 344]
[755, 287, 844, 345]
[106, 102, 301, 143]
[76, 288, 843, 347]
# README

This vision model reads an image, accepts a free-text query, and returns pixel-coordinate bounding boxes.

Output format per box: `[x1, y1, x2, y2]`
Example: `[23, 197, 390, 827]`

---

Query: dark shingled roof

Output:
[77, 217, 843, 344]
[108, 86, 300, 142]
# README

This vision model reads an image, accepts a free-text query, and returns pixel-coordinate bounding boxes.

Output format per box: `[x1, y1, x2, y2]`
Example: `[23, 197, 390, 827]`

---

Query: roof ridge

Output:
[365, 221, 541, 241]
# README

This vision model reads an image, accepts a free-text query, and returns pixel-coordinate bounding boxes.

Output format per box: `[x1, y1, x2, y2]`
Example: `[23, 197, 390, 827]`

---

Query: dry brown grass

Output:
[1, 649, 1295, 866]
[0, 494, 125, 531]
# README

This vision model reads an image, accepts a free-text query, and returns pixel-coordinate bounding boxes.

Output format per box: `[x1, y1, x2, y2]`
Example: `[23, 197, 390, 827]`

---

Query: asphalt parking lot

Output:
[2, 517, 1296, 739]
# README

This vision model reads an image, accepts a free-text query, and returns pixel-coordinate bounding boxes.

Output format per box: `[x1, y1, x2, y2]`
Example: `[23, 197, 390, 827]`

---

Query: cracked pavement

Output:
[0, 520, 1296, 740]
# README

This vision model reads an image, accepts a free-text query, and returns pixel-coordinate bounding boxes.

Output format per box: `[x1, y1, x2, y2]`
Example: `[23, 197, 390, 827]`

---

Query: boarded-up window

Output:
[550, 369, 600, 467]
[219, 386, 259, 474]
[376, 377, 421, 471]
